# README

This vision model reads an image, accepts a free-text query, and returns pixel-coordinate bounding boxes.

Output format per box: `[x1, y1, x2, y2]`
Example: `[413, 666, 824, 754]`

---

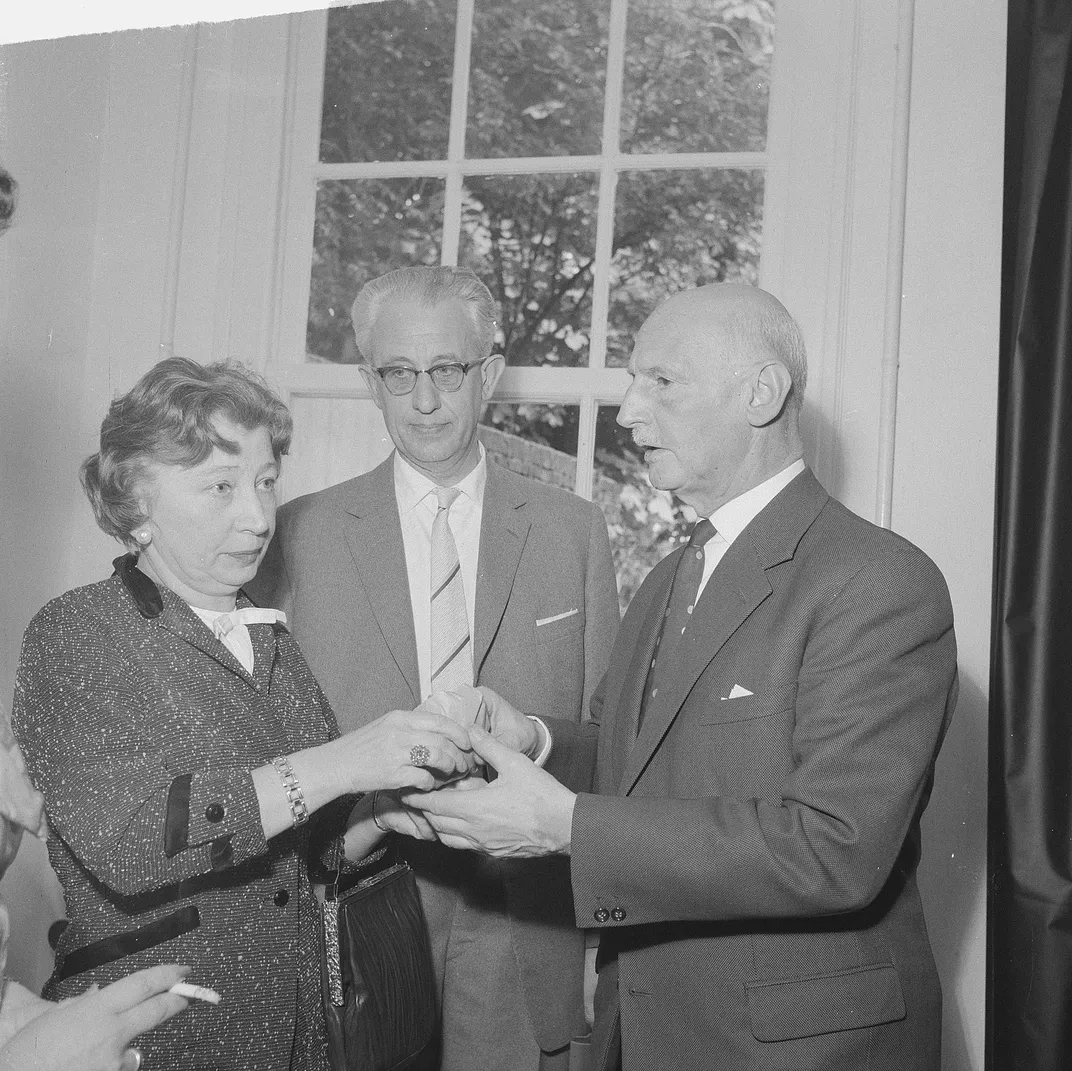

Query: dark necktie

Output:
[637, 519, 717, 731]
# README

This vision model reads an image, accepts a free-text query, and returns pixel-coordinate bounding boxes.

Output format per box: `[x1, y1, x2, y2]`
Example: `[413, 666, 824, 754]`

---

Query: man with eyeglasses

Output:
[252, 265, 619, 1071]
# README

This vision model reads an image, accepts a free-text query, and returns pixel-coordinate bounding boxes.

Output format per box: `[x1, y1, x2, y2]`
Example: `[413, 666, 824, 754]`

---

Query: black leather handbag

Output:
[320, 845, 438, 1071]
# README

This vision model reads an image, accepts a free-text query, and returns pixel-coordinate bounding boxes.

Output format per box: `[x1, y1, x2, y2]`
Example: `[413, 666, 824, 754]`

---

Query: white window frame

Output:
[257, 0, 911, 524]
[269, 0, 780, 501]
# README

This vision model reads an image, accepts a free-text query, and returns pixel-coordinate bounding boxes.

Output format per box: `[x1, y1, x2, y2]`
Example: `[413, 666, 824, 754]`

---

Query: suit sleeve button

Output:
[205, 803, 225, 823]
[594, 907, 610, 923]
[273, 889, 290, 907]
[611, 907, 627, 922]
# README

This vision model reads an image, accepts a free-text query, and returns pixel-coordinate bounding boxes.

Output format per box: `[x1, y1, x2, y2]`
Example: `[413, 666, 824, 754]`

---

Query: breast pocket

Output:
[534, 608, 585, 645]
[534, 609, 586, 719]
[699, 684, 797, 725]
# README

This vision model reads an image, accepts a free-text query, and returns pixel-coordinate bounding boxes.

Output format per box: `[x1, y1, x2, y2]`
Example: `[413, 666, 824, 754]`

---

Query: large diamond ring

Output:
[409, 743, 432, 767]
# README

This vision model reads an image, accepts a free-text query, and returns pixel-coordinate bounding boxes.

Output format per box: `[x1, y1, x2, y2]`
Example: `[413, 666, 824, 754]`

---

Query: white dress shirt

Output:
[395, 447, 487, 701]
[695, 458, 806, 601]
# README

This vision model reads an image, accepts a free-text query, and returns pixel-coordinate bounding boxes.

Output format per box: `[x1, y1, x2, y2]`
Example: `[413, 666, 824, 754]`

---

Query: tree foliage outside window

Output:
[308, 0, 775, 605]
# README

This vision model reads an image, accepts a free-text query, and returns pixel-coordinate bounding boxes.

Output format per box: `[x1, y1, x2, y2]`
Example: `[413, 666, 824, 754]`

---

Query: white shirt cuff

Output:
[526, 715, 553, 767]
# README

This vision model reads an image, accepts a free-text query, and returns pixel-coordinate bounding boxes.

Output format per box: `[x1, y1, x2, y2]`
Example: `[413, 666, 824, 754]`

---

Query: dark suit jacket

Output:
[13, 560, 340, 1071]
[251, 454, 620, 1053]
[547, 470, 958, 1071]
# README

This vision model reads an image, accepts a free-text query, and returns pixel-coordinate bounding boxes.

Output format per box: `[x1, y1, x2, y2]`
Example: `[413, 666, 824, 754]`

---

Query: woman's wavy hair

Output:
[80, 357, 292, 546]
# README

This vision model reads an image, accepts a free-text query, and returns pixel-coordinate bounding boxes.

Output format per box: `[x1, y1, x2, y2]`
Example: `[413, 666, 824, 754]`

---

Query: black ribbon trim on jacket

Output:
[164, 774, 193, 858]
[55, 905, 201, 982]
[112, 553, 164, 618]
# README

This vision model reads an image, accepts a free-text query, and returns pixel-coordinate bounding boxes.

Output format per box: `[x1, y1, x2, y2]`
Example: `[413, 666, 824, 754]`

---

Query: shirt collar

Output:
[709, 458, 806, 547]
[394, 443, 488, 514]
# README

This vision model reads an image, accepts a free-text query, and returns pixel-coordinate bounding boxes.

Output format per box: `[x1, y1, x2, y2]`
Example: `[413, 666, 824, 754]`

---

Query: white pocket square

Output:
[721, 684, 754, 700]
[536, 608, 580, 627]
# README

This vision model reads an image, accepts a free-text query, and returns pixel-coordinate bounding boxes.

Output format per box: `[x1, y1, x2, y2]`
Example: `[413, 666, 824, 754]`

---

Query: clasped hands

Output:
[374, 686, 575, 858]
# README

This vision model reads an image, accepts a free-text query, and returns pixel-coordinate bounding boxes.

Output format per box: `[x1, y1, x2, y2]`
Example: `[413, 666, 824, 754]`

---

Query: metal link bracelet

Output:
[271, 755, 309, 827]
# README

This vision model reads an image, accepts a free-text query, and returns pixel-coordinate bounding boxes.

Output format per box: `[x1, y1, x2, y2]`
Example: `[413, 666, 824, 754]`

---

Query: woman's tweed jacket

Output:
[13, 558, 342, 1071]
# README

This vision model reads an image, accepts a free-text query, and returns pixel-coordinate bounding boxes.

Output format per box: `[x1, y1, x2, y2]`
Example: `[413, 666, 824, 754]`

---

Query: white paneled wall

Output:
[285, 395, 392, 498]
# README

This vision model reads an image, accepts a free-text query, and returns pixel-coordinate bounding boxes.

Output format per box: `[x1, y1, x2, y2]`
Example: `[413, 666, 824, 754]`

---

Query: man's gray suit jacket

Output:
[251, 454, 620, 1054]
[546, 469, 958, 1071]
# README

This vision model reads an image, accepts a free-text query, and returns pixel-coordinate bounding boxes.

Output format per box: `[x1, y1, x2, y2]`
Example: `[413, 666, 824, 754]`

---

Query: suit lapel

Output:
[617, 469, 829, 796]
[473, 463, 530, 676]
[618, 547, 772, 795]
[341, 456, 421, 705]
[156, 594, 257, 686]
[240, 595, 279, 694]
[607, 557, 676, 790]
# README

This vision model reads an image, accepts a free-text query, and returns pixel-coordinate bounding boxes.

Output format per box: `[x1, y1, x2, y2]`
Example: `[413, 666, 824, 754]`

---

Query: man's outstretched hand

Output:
[405, 725, 575, 858]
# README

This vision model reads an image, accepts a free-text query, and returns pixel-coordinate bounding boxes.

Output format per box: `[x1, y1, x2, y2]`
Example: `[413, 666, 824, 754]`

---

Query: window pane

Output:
[483, 402, 580, 456]
[460, 174, 598, 367]
[308, 178, 444, 363]
[320, 0, 455, 164]
[480, 403, 580, 491]
[595, 404, 691, 612]
[606, 169, 763, 367]
[622, 0, 775, 154]
[468, 0, 610, 159]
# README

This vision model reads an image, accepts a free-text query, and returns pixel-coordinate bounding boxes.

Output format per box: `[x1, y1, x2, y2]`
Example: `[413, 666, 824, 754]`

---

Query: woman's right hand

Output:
[328, 709, 481, 794]
[0, 964, 195, 1071]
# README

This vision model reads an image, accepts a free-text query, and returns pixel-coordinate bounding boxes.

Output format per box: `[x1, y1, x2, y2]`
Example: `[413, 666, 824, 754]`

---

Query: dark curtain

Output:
[991, 2, 1072, 1068]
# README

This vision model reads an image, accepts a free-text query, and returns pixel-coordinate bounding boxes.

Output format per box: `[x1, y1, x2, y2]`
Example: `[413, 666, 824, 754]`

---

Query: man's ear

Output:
[481, 353, 506, 401]
[747, 362, 793, 427]
[358, 364, 385, 413]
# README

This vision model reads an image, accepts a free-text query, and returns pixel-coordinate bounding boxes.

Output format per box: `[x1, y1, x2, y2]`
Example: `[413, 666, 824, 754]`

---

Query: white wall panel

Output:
[897, 2, 1005, 1065]
[284, 395, 392, 498]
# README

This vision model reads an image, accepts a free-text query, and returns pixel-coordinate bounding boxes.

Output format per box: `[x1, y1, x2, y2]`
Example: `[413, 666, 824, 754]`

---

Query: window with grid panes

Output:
[300, 0, 774, 609]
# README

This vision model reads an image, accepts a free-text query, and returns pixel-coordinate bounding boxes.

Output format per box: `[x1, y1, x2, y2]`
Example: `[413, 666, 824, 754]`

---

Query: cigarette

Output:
[169, 982, 222, 1004]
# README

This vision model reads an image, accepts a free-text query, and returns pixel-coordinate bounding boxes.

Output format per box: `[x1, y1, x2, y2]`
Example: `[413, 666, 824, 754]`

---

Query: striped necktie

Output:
[637, 519, 717, 731]
[430, 486, 472, 691]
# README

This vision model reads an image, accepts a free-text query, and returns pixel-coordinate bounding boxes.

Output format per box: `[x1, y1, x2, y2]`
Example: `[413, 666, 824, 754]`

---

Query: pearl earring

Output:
[134, 529, 152, 547]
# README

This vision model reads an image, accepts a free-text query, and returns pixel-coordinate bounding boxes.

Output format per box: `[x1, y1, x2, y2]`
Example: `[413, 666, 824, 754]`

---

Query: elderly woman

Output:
[12, 358, 474, 1070]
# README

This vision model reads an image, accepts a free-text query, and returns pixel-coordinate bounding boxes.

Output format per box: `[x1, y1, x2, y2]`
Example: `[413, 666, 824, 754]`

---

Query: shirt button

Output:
[205, 803, 225, 823]
[273, 889, 290, 908]
[686, 605, 693, 614]
[611, 907, 627, 922]
[594, 907, 610, 923]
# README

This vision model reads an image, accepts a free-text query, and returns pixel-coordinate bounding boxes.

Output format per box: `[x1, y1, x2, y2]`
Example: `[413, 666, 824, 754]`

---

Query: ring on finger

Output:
[409, 743, 432, 767]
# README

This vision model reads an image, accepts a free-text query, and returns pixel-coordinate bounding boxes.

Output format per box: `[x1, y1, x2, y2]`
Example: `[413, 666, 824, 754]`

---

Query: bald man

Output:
[411, 283, 958, 1071]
